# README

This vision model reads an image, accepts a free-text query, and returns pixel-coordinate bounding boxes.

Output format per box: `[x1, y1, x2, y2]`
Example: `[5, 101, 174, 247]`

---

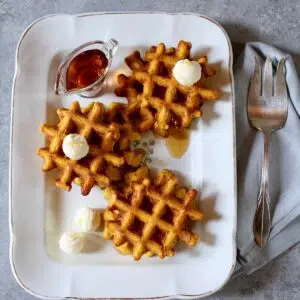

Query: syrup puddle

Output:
[165, 128, 190, 158]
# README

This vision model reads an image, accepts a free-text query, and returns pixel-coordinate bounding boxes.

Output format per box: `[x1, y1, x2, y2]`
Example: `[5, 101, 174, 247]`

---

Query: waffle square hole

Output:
[112, 110, 125, 124]
[157, 62, 170, 77]
[161, 205, 174, 225]
[129, 110, 142, 127]
[152, 83, 167, 99]
[89, 130, 102, 145]
[139, 196, 153, 214]
[130, 218, 145, 235]
[151, 227, 166, 245]
[174, 89, 187, 104]
[133, 80, 144, 94]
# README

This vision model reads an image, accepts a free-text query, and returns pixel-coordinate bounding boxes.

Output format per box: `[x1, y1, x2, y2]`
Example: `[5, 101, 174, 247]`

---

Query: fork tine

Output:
[262, 57, 273, 97]
[274, 58, 287, 98]
[248, 56, 262, 99]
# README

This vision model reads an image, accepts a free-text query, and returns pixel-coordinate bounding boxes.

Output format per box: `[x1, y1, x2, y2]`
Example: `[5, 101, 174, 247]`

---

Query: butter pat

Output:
[172, 59, 202, 86]
[75, 206, 102, 232]
[59, 232, 85, 254]
[75, 207, 101, 232]
[62, 134, 89, 160]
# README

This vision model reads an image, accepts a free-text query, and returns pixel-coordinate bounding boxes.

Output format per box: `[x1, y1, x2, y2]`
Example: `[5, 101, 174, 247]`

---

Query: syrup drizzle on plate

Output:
[165, 128, 190, 158]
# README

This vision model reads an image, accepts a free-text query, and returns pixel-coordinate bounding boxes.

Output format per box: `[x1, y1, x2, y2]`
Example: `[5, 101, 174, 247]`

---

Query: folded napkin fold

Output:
[233, 42, 300, 276]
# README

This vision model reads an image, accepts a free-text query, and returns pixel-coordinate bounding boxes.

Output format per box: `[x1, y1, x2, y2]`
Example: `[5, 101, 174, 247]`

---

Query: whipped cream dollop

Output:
[62, 134, 89, 160]
[75, 206, 102, 232]
[172, 59, 202, 86]
[59, 232, 85, 254]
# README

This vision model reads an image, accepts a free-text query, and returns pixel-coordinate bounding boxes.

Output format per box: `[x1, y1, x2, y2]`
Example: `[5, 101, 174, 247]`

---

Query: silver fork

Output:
[247, 56, 288, 247]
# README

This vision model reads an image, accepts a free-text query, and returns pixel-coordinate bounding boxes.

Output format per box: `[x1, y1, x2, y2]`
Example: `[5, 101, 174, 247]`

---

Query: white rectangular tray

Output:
[10, 12, 236, 299]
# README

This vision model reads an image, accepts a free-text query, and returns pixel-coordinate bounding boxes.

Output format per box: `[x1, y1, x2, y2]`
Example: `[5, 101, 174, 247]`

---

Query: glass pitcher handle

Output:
[107, 39, 119, 56]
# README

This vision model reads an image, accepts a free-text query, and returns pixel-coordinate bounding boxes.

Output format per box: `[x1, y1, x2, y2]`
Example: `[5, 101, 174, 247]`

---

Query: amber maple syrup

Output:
[165, 128, 190, 158]
[66, 49, 108, 90]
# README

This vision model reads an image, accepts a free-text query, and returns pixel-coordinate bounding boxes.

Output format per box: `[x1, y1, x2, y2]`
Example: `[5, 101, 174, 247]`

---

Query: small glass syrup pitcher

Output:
[55, 39, 118, 98]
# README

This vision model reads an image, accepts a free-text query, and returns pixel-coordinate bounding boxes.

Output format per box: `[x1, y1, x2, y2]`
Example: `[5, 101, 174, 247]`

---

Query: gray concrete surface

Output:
[1, 0, 300, 299]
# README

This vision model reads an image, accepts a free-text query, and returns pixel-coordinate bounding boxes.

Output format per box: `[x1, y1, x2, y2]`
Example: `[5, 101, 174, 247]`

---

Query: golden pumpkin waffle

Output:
[37, 101, 145, 195]
[115, 40, 220, 137]
[103, 167, 204, 260]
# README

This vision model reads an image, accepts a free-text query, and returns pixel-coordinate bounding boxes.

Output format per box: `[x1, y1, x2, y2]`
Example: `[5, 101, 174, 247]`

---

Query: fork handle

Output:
[253, 132, 271, 247]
